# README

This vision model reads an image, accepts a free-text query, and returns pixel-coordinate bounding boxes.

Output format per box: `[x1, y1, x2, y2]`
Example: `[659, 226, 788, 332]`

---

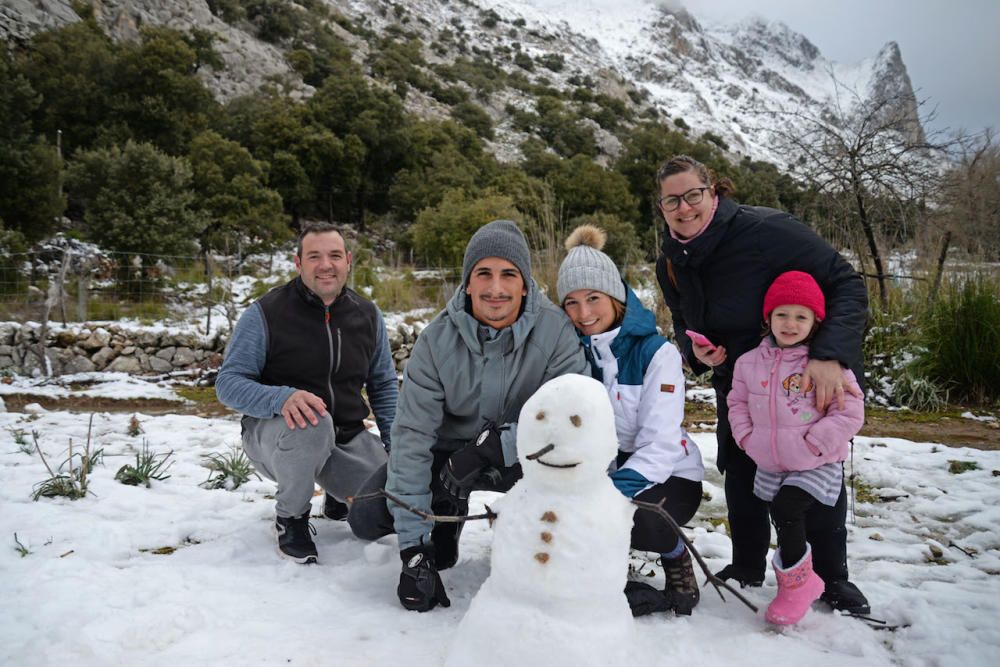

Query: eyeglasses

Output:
[657, 187, 711, 212]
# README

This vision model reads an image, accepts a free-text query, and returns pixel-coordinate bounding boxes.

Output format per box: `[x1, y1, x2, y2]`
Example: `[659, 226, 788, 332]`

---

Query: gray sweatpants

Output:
[241, 413, 388, 518]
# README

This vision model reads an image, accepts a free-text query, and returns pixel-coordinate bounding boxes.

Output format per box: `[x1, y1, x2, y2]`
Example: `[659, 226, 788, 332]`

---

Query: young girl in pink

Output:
[727, 271, 865, 625]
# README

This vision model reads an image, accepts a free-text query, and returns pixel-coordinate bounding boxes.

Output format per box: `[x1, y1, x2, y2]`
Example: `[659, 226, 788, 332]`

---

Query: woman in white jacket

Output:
[558, 225, 705, 617]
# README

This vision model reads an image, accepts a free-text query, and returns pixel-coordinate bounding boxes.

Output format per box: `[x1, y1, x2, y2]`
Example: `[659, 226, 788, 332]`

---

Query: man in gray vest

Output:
[349, 219, 588, 612]
[216, 222, 397, 564]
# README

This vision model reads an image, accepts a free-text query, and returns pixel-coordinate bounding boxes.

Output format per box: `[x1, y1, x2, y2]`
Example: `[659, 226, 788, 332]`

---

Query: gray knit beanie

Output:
[557, 225, 626, 304]
[462, 219, 532, 286]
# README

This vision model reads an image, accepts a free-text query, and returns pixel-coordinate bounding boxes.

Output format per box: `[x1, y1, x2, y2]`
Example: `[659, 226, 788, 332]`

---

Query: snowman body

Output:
[446, 374, 635, 667]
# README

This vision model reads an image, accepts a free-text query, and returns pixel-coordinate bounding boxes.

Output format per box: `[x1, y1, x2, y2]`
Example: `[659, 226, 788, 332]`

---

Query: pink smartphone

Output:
[685, 329, 717, 351]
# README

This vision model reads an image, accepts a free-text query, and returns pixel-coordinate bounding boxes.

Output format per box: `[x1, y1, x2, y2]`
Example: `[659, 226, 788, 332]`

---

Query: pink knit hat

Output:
[763, 271, 826, 321]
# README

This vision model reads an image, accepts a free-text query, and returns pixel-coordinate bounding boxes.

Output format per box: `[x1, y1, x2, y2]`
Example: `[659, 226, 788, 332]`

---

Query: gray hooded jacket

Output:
[387, 279, 588, 548]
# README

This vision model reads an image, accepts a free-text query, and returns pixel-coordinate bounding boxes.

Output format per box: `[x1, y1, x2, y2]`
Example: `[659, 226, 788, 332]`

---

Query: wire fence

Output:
[0, 246, 293, 333]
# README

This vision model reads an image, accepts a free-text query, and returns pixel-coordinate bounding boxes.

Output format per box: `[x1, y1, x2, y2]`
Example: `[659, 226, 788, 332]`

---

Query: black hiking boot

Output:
[275, 513, 318, 564]
[323, 493, 349, 521]
[820, 579, 871, 615]
[713, 563, 765, 588]
[663, 550, 700, 615]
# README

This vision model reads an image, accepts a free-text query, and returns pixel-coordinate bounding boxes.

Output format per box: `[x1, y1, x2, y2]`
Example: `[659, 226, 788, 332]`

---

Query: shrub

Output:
[410, 189, 522, 267]
[115, 441, 175, 487]
[538, 53, 565, 72]
[206, 0, 244, 22]
[31, 418, 103, 501]
[451, 101, 494, 140]
[481, 9, 501, 28]
[65, 141, 204, 258]
[948, 459, 979, 474]
[915, 274, 1000, 405]
[8, 427, 33, 455]
[200, 445, 261, 490]
[701, 131, 729, 149]
[891, 369, 948, 412]
[862, 286, 923, 406]
[566, 212, 644, 268]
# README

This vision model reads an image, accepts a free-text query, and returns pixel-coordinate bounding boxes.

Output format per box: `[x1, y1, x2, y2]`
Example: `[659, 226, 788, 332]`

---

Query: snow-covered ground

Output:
[2, 382, 998, 666]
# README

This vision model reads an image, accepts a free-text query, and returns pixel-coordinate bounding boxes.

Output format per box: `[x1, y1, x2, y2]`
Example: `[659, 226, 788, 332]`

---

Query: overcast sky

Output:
[683, 0, 999, 137]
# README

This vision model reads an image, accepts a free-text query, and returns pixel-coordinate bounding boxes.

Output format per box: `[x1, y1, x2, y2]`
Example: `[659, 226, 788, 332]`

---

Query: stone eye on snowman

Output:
[446, 374, 635, 667]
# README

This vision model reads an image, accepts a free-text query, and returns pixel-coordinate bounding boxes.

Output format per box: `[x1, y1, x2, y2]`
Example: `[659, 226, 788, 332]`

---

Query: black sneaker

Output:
[275, 513, 318, 564]
[323, 493, 349, 521]
[820, 579, 871, 615]
[713, 563, 765, 588]
[663, 550, 700, 615]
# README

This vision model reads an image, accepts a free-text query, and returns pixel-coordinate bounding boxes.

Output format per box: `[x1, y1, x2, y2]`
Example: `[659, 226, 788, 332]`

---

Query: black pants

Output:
[631, 476, 703, 554]
[770, 485, 816, 566]
[347, 450, 521, 542]
[717, 391, 850, 582]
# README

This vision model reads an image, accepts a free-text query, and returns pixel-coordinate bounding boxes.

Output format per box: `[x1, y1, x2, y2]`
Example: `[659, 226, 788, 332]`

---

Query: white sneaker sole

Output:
[272, 524, 318, 564]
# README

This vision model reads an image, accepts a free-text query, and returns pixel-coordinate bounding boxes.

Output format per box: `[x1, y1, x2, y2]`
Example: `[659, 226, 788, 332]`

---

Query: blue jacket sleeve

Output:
[215, 303, 296, 418]
[609, 468, 652, 498]
[367, 306, 399, 448]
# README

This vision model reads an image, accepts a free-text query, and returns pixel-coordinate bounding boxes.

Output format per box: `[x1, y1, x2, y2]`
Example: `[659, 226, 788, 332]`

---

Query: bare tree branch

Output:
[348, 489, 498, 523]
[353, 489, 759, 612]
[632, 498, 758, 613]
[755, 73, 950, 307]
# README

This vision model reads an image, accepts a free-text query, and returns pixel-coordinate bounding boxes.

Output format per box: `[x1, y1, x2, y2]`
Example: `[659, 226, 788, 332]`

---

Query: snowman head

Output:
[516, 374, 617, 490]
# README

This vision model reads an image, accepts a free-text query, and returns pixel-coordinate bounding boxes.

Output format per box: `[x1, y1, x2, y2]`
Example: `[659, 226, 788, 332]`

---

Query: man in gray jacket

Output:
[216, 222, 397, 565]
[349, 219, 588, 612]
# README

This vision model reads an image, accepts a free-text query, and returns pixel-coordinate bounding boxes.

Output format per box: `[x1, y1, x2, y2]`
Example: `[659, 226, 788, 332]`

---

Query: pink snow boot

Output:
[765, 545, 825, 626]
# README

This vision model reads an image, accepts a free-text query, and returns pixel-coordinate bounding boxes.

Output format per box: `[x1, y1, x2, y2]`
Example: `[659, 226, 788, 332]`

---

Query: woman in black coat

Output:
[654, 155, 871, 614]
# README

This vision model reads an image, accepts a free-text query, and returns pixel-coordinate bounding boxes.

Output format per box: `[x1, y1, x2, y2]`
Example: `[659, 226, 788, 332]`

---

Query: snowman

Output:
[446, 374, 635, 667]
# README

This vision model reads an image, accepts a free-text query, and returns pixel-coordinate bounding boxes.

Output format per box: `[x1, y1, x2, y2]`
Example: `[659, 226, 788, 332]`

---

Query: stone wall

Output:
[0, 321, 422, 378]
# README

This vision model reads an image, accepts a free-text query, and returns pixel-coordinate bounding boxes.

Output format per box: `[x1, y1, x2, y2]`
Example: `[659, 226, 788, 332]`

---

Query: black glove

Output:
[439, 423, 506, 499]
[398, 545, 451, 612]
[624, 580, 673, 617]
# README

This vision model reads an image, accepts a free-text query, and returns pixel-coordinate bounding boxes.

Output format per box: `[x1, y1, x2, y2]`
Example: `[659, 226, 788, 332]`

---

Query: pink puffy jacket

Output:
[726, 337, 864, 473]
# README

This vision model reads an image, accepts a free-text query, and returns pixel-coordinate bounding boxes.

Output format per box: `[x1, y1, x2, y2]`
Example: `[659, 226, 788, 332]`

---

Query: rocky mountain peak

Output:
[1, 0, 925, 168]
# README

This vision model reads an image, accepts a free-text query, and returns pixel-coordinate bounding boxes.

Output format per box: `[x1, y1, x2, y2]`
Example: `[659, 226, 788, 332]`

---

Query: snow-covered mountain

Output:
[1, 0, 923, 167]
[488, 0, 923, 163]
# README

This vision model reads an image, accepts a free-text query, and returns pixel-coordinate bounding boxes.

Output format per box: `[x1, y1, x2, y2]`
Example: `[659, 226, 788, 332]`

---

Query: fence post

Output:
[58, 248, 70, 326]
[77, 274, 87, 321]
[204, 252, 212, 335]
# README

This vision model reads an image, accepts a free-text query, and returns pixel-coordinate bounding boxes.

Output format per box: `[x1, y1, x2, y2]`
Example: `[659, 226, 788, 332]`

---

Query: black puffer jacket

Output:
[655, 198, 868, 470]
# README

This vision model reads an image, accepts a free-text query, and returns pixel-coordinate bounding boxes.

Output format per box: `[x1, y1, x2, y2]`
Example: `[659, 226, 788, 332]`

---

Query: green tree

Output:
[486, 166, 555, 224]
[546, 156, 639, 225]
[66, 141, 204, 256]
[410, 189, 522, 267]
[613, 122, 722, 240]
[266, 150, 313, 225]
[566, 212, 644, 268]
[111, 26, 218, 154]
[368, 36, 430, 98]
[187, 131, 289, 254]
[244, 0, 303, 43]
[534, 95, 596, 158]
[451, 101, 494, 140]
[308, 73, 409, 227]
[15, 17, 117, 155]
[0, 51, 64, 242]
[388, 121, 496, 221]
[206, 0, 245, 23]
[219, 91, 361, 223]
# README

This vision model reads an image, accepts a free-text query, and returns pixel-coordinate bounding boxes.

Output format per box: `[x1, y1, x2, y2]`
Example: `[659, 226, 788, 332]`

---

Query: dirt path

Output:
[683, 401, 999, 451]
[4, 392, 998, 450]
